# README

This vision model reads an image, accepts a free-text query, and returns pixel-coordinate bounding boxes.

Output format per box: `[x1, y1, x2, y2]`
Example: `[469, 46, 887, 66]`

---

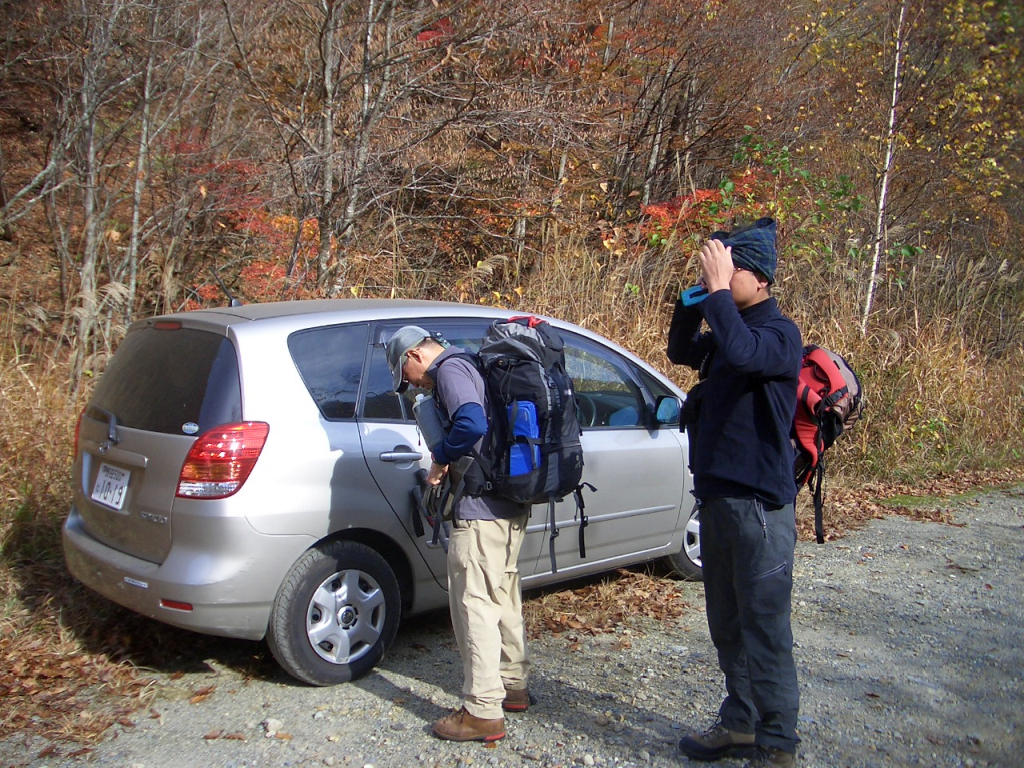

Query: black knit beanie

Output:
[710, 217, 777, 284]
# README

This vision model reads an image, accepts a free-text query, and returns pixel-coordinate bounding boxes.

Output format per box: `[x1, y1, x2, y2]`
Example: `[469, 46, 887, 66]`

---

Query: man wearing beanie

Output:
[667, 218, 804, 767]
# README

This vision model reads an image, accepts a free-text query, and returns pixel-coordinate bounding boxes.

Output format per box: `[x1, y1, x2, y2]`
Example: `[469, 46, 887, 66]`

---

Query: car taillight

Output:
[176, 422, 269, 499]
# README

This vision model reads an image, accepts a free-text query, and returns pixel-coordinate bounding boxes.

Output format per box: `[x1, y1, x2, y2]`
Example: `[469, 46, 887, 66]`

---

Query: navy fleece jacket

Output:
[667, 290, 802, 507]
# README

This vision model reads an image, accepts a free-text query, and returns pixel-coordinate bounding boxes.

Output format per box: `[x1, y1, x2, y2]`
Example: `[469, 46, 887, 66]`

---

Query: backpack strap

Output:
[809, 457, 826, 544]
[546, 496, 559, 573]
[434, 351, 496, 496]
[574, 482, 596, 559]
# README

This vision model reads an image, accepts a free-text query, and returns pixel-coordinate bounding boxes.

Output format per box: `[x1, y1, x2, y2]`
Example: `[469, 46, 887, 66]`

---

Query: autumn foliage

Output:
[1, 0, 1023, 747]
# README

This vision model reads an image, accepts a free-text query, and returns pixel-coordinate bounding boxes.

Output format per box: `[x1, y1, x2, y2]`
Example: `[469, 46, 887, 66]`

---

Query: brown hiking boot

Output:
[678, 721, 757, 761]
[431, 707, 505, 742]
[744, 746, 796, 767]
[502, 687, 531, 712]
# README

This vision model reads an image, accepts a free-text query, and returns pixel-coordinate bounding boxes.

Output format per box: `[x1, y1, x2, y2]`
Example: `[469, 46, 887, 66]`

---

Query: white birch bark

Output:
[860, 0, 909, 336]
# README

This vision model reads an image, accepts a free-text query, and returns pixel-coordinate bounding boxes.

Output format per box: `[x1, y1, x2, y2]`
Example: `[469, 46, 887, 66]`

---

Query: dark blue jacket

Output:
[667, 291, 802, 507]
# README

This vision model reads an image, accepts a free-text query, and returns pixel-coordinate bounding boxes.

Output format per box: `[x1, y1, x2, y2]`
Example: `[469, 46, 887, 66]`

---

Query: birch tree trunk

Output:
[860, 0, 909, 336]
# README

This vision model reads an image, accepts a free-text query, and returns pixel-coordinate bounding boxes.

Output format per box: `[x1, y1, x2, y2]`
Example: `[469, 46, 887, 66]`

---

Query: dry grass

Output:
[0, 335, 165, 742]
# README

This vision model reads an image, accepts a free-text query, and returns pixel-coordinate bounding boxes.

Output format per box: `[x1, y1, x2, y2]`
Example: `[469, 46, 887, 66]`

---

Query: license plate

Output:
[91, 463, 130, 510]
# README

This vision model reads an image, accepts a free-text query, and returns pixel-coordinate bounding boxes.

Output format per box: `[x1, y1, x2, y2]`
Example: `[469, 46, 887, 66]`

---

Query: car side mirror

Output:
[654, 396, 681, 427]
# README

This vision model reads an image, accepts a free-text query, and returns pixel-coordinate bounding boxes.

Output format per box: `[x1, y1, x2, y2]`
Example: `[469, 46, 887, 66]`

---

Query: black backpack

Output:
[792, 345, 865, 543]
[450, 316, 589, 571]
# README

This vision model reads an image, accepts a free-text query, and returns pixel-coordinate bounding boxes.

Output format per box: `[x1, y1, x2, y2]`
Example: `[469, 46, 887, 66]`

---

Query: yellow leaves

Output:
[600, 233, 625, 257]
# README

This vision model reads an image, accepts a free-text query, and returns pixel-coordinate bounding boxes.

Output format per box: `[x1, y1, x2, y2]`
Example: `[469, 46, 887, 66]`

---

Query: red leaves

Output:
[417, 17, 454, 45]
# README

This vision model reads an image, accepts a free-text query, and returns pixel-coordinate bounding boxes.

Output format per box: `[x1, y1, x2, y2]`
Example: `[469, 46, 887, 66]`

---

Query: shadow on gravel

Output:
[373, 611, 696, 753]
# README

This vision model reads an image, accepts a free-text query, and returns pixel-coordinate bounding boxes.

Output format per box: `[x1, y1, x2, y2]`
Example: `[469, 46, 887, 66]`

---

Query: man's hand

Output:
[427, 460, 448, 486]
[700, 238, 734, 294]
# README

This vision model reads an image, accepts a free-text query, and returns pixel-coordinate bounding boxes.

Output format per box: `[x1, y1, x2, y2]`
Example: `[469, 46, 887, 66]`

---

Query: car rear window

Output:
[89, 326, 242, 435]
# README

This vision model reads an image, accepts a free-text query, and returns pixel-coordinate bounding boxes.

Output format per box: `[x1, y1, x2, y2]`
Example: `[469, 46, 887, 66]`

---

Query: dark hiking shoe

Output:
[678, 721, 757, 760]
[744, 746, 796, 767]
[431, 708, 505, 742]
[502, 687, 532, 712]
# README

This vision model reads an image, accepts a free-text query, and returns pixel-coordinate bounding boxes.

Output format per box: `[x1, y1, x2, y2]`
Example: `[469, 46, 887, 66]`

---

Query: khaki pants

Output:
[448, 513, 531, 719]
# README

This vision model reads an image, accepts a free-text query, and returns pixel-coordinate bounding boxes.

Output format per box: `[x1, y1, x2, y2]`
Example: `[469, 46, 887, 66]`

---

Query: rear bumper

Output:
[62, 504, 313, 641]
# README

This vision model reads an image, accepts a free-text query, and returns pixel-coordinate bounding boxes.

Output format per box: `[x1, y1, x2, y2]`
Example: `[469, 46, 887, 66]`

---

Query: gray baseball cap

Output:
[385, 325, 431, 393]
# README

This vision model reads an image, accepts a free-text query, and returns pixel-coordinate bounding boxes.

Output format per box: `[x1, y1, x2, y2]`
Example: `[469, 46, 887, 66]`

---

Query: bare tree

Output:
[223, 0, 528, 294]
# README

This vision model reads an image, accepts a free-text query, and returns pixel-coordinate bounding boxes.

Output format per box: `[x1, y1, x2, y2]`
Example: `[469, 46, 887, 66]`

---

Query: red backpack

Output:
[792, 345, 864, 543]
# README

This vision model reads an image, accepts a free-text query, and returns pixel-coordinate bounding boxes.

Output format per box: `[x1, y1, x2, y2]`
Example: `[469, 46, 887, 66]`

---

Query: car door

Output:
[358, 319, 548, 584]
[520, 330, 687, 580]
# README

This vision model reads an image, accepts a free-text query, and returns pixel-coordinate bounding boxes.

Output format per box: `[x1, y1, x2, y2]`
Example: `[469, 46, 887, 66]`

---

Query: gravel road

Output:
[4, 486, 1022, 768]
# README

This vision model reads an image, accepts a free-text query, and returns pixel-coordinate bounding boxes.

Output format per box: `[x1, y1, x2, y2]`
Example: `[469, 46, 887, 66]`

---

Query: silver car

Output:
[64, 299, 701, 686]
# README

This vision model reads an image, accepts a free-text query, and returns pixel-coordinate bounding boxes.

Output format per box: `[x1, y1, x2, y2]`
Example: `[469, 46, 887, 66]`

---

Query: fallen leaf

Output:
[190, 684, 216, 704]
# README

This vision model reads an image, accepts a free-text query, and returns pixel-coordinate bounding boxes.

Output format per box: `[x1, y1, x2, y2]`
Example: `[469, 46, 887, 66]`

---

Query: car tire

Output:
[664, 504, 703, 581]
[267, 540, 401, 686]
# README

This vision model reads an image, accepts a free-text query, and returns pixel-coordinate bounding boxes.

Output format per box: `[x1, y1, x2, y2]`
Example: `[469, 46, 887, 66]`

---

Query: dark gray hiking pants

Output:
[699, 496, 800, 754]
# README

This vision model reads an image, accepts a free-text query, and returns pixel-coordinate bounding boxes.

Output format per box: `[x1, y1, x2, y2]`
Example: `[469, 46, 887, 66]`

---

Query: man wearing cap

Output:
[386, 326, 531, 743]
[666, 218, 804, 767]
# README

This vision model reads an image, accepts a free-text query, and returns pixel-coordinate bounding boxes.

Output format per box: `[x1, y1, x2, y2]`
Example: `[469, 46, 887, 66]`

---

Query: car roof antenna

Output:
[210, 268, 243, 307]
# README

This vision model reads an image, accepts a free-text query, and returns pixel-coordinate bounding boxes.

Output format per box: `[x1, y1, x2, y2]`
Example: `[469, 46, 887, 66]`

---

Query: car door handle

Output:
[379, 451, 424, 463]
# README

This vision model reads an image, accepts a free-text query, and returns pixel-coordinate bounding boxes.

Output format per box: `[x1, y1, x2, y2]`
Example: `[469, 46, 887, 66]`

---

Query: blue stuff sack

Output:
[508, 401, 540, 476]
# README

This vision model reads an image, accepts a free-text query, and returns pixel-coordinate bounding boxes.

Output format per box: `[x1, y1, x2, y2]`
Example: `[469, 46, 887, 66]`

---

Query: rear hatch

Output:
[72, 323, 242, 563]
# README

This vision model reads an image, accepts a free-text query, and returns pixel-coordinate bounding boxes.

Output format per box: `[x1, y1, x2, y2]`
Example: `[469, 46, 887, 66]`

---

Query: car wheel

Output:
[664, 504, 703, 581]
[267, 540, 401, 686]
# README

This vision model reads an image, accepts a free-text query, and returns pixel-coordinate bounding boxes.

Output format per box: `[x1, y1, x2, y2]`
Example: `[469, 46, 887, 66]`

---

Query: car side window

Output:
[363, 320, 491, 422]
[363, 344, 409, 420]
[562, 335, 646, 429]
[288, 324, 370, 420]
